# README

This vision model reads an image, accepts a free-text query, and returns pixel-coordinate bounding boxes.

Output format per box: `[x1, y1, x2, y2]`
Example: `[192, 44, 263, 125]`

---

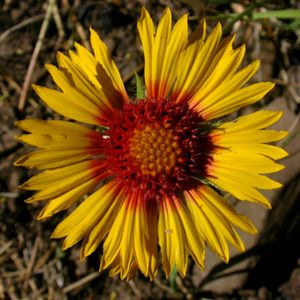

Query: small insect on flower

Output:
[15, 7, 288, 280]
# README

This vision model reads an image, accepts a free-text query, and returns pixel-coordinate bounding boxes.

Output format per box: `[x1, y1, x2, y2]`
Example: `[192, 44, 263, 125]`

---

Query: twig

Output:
[18, 0, 56, 111]
[24, 236, 40, 279]
[0, 14, 45, 43]
[223, 2, 263, 35]
[75, 21, 91, 51]
[62, 272, 100, 294]
[128, 280, 142, 298]
[280, 69, 300, 104]
[0, 192, 19, 198]
[52, 0, 65, 47]
[280, 113, 300, 149]
[153, 278, 176, 294]
[0, 240, 13, 256]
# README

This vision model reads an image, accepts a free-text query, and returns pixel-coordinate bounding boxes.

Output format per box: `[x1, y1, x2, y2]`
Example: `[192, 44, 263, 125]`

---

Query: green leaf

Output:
[169, 265, 178, 292]
[135, 72, 145, 100]
[253, 9, 300, 20]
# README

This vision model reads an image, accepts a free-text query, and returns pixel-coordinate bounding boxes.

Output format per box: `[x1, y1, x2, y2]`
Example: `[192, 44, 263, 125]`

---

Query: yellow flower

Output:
[15, 8, 288, 280]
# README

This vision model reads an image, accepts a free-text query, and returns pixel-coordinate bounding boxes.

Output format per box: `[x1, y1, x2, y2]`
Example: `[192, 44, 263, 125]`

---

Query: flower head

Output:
[15, 7, 288, 280]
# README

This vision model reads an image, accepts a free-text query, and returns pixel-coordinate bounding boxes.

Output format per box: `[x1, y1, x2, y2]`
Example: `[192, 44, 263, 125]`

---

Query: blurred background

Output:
[0, 0, 300, 299]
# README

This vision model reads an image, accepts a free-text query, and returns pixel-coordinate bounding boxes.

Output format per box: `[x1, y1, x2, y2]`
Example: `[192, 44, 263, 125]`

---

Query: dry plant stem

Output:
[0, 14, 45, 43]
[280, 69, 300, 104]
[0, 240, 13, 256]
[0, 279, 4, 299]
[153, 278, 176, 294]
[75, 21, 91, 51]
[24, 237, 40, 280]
[62, 272, 100, 294]
[18, 0, 56, 111]
[52, 0, 65, 46]
[128, 280, 142, 298]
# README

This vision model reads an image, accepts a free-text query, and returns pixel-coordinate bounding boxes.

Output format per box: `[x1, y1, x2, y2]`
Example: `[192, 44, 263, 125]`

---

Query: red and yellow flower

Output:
[15, 8, 287, 280]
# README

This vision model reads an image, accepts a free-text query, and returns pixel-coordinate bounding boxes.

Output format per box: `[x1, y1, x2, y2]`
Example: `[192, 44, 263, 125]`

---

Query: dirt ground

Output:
[0, 0, 300, 299]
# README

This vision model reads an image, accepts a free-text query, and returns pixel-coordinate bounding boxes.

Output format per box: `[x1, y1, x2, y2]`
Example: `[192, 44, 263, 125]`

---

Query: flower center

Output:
[129, 125, 183, 176]
[102, 99, 214, 201]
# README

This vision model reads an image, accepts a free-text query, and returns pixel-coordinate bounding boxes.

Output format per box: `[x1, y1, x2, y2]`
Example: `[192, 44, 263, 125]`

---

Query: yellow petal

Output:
[212, 167, 282, 190]
[173, 197, 205, 269]
[190, 59, 260, 116]
[133, 198, 158, 279]
[17, 133, 100, 150]
[198, 186, 257, 234]
[71, 43, 101, 88]
[23, 161, 106, 202]
[54, 54, 111, 108]
[138, 7, 188, 99]
[212, 151, 285, 174]
[16, 119, 94, 135]
[153, 7, 172, 97]
[14, 148, 98, 169]
[174, 23, 222, 103]
[188, 18, 206, 44]
[225, 144, 288, 160]
[219, 111, 284, 132]
[101, 195, 130, 271]
[80, 190, 125, 259]
[184, 191, 229, 262]
[90, 28, 128, 102]
[37, 175, 102, 219]
[202, 82, 275, 119]
[216, 129, 287, 144]
[51, 180, 120, 248]
[209, 175, 271, 208]
[158, 198, 188, 277]
[137, 7, 155, 98]
[156, 12, 188, 99]
[16, 119, 103, 150]
[20, 160, 103, 191]
[119, 198, 136, 277]
[101, 194, 140, 279]
[206, 209, 245, 252]
[32, 85, 101, 125]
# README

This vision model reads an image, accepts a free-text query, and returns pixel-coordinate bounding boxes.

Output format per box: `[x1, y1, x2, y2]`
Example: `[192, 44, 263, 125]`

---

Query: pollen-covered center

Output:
[129, 125, 183, 176]
[103, 99, 214, 201]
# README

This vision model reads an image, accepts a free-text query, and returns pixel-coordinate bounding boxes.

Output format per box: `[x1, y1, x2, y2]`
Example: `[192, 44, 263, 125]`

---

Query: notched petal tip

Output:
[24, 197, 35, 204]
[37, 212, 49, 221]
[50, 230, 60, 239]
[61, 240, 72, 251]
[246, 221, 258, 234]
[221, 254, 230, 264]
[215, 21, 223, 34]
[89, 26, 97, 36]
[13, 155, 29, 167]
[18, 181, 30, 190]
[15, 120, 22, 127]
[14, 134, 22, 142]
[275, 130, 289, 142]
[44, 63, 54, 71]
[31, 83, 41, 94]
[138, 6, 152, 25]
[263, 200, 272, 210]
[251, 59, 261, 70]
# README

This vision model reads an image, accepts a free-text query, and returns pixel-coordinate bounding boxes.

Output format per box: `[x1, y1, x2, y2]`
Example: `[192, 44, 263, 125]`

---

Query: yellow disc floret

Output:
[129, 124, 183, 176]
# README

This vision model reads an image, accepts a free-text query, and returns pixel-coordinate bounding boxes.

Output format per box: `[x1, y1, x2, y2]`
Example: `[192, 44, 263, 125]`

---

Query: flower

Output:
[15, 7, 288, 280]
